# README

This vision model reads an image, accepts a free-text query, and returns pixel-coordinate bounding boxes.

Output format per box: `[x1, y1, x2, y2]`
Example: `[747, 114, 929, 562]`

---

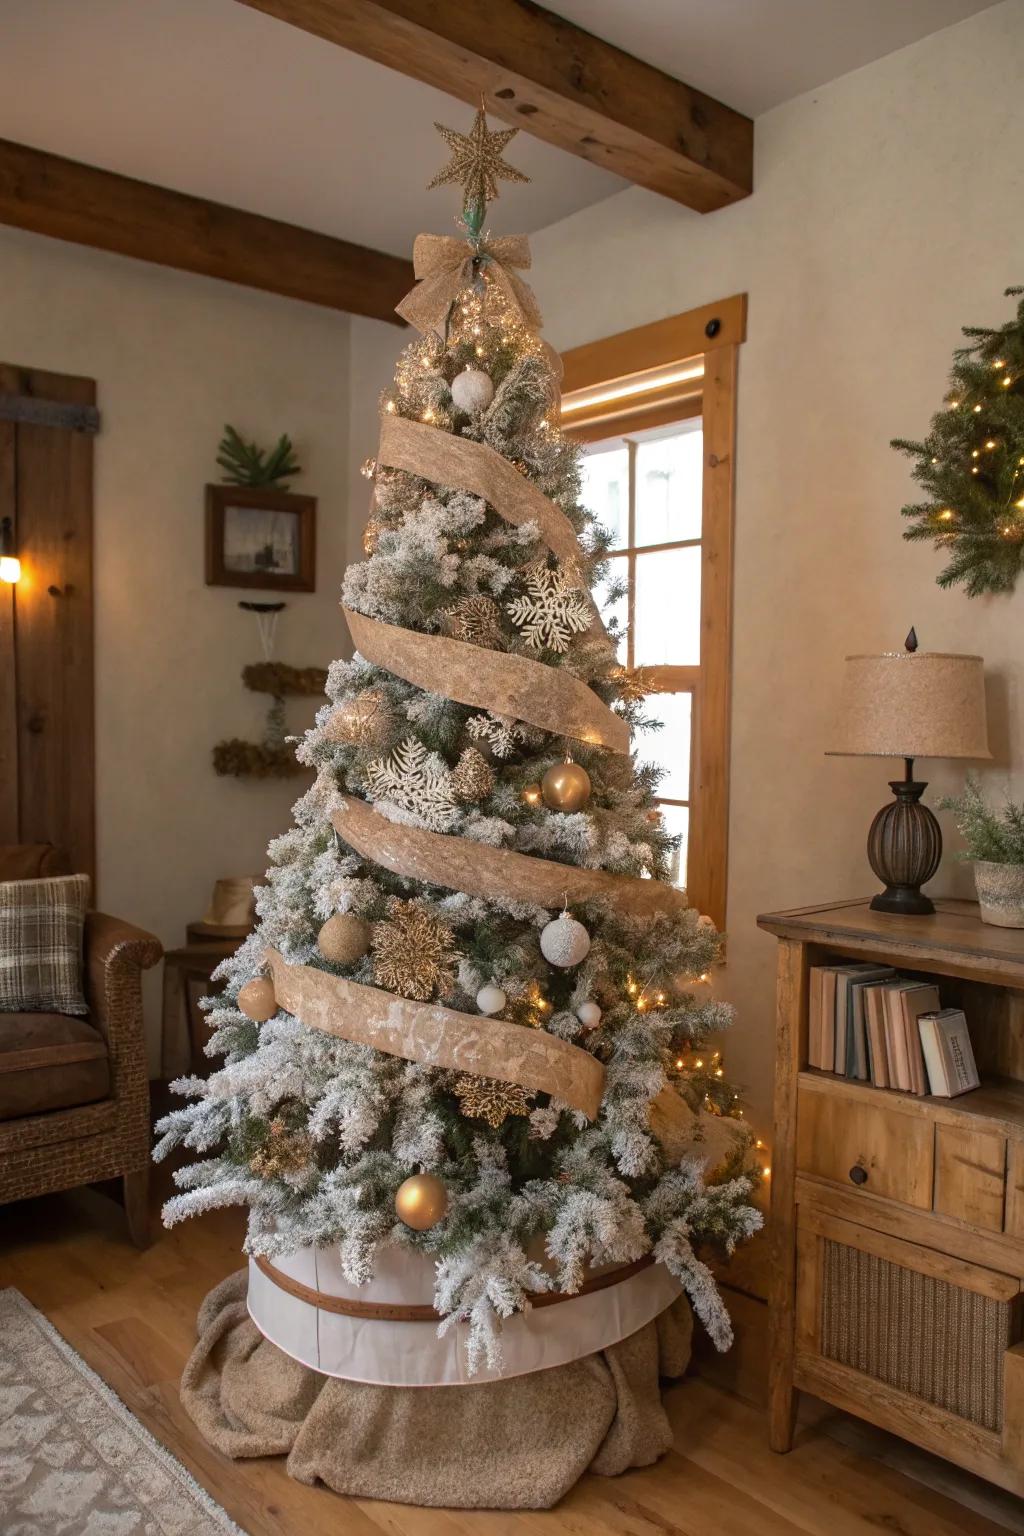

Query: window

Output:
[560, 297, 745, 927]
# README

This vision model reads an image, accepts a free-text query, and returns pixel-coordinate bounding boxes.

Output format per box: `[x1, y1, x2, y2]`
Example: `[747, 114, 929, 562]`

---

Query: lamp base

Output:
[869, 885, 936, 917]
[866, 767, 942, 918]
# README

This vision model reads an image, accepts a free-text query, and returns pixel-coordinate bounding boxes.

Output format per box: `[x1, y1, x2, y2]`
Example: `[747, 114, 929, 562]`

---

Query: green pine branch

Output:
[217, 424, 302, 487]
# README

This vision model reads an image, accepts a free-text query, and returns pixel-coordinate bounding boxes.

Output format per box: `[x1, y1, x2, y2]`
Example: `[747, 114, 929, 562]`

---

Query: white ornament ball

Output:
[540, 912, 591, 969]
[576, 1001, 602, 1030]
[476, 984, 507, 1016]
[451, 365, 494, 415]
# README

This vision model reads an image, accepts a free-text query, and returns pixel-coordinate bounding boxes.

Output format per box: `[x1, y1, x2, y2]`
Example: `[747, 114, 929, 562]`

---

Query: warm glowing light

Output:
[560, 361, 704, 417]
[422, 409, 435, 422]
[1004, 376, 1013, 387]
[994, 359, 1006, 368]
[675, 1058, 684, 1069]
[695, 1058, 704, 1069]
[974, 404, 983, 412]
[715, 1068, 724, 1078]
[938, 509, 954, 521]
[0, 555, 20, 584]
[972, 449, 980, 458]
[985, 440, 997, 449]
[385, 400, 396, 413]
[755, 1139, 764, 1149]
[762, 1165, 771, 1178]
[1016, 497, 1024, 509]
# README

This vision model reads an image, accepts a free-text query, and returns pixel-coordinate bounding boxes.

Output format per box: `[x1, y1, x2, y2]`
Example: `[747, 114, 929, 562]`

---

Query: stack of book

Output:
[808, 963, 980, 1097]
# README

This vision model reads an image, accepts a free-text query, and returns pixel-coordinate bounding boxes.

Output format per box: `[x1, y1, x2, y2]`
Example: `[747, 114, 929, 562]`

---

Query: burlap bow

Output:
[396, 233, 543, 337]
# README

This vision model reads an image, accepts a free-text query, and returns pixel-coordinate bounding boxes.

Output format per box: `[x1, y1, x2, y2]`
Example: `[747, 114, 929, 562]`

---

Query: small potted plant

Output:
[940, 774, 1024, 927]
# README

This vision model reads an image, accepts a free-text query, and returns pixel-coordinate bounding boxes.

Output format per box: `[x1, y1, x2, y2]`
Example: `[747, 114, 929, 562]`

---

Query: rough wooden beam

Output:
[236, 0, 753, 213]
[0, 138, 412, 323]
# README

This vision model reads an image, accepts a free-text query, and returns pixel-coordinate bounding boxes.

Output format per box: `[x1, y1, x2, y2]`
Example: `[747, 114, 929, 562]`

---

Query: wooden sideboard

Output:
[758, 897, 1024, 1496]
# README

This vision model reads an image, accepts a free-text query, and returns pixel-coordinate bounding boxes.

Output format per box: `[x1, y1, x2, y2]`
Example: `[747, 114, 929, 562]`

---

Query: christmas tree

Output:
[893, 287, 1024, 596]
[156, 108, 762, 1375]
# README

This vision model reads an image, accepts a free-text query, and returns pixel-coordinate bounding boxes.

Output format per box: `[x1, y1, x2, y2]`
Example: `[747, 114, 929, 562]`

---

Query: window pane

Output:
[635, 426, 703, 547]
[639, 692, 691, 801]
[633, 546, 701, 665]
[656, 803, 689, 890]
[593, 553, 628, 663]
[581, 445, 629, 549]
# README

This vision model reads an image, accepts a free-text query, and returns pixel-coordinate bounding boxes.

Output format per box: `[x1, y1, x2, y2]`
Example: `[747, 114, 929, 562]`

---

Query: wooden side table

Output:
[161, 921, 251, 1078]
[758, 897, 1024, 1497]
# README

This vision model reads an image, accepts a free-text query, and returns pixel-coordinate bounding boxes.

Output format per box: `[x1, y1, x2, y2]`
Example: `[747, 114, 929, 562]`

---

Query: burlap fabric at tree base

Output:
[180, 1271, 693, 1509]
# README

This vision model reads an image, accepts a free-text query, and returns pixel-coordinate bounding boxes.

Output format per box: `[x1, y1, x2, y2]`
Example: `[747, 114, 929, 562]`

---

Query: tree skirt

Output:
[181, 1271, 694, 1510]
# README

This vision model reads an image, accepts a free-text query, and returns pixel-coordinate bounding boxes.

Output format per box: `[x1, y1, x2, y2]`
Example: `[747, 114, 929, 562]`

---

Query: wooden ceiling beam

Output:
[0, 137, 412, 324]
[236, 0, 753, 213]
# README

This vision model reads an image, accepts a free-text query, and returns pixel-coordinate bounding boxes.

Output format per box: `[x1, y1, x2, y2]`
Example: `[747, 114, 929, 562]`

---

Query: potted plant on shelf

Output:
[940, 774, 1024, 927]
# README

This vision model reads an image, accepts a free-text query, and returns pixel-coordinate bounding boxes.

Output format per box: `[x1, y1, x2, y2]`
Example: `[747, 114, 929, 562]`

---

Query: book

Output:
[847, 973, 896, 1080]
[836, 967, 895, 1079]
[820, 969, 839, 1074]
[863, 983, 890, 1088]
[882, 981, 911, 1090]
[918, 1008, 981, 1097]
[899, 982, 941, 1095]
[808, 967, 826, 1069]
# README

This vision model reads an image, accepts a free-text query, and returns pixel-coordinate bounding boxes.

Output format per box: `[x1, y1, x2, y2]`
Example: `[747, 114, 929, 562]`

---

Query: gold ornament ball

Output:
[237, 977, 277, 1023]
[395, 1173, 448, 1231]
[541, 759, 592, 812]
[318, 913, 372, 965]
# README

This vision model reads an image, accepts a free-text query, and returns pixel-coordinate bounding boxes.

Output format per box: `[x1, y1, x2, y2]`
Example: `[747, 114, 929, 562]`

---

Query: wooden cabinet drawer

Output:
[797, 1078, 933, 1208]
[935, 1123, 1007, 1232]
[1007, 1142, 1024, 1240]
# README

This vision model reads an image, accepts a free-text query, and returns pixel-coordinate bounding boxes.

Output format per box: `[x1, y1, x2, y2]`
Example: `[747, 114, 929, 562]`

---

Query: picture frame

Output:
[205, 485, 316, 593]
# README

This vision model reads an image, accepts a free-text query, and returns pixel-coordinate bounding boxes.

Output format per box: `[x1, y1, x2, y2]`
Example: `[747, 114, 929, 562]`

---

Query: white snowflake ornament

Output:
[505, 564, 592, 654]
[364, 736, 459, 831]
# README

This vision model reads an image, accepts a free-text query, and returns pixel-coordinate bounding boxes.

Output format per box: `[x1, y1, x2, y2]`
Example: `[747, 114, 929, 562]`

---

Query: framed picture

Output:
[205, 485, 316, 592]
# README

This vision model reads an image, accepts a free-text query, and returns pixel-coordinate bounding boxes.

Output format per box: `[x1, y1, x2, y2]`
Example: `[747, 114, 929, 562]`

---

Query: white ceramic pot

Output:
[973, 860, 1024, 928]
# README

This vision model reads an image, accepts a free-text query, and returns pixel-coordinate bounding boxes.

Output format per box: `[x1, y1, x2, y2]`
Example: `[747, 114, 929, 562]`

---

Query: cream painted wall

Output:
[524, 0, 1024, 1127]
[0, 226, 352, 1067]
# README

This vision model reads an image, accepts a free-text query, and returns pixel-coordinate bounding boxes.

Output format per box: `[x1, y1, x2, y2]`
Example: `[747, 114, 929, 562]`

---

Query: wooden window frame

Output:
[560, 295, 745, 928]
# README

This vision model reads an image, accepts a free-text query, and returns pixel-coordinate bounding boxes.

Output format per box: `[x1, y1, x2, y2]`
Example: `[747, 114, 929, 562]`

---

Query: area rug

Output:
[0, 1287, 241, 1535]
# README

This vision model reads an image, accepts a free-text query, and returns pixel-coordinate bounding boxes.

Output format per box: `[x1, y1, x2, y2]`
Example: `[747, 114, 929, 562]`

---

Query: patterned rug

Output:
[0, 1287, 241, 1534]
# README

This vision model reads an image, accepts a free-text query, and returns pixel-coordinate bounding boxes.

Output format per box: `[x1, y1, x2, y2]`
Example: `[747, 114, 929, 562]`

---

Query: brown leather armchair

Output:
[0, 843, 162, 1244]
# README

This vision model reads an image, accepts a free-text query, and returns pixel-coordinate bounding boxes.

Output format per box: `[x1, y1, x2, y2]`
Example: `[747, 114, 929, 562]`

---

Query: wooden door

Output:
[0, 364, 98, 887]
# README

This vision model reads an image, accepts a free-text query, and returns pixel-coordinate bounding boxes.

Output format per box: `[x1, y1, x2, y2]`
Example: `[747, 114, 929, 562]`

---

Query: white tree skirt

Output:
[247, 1244, 683, 1387]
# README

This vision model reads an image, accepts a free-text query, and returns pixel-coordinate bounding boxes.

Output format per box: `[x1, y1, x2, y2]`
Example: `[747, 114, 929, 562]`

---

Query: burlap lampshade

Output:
[827, 651, 991, 761]
[826, 647, 990, 915]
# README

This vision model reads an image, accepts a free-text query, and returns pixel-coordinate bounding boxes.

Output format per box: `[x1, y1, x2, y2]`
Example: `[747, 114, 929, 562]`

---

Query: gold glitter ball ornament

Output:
[450, 746, 495, 803]
[453, 1072, 532, 1128]
[395, 1172, 448, 1230]
[541, 758, 592, 812]
[427, 105, 529, 211]
[317, 913, 372, 965]
[324, 689, 394, 750]
[372, 899, 457, 1001]
[237, 977, 277, 1022]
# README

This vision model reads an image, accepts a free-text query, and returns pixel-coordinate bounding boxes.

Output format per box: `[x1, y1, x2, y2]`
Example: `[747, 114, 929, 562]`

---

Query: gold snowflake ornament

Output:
[453, 1072, 532, 1128]
[372, 898, 457, 1002]
[428, 105, 529, 212]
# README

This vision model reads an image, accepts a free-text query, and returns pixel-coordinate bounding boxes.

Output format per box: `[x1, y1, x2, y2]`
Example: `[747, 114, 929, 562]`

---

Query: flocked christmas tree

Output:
[893, 287, 1024, 596]
[156, 108, 762, 1372]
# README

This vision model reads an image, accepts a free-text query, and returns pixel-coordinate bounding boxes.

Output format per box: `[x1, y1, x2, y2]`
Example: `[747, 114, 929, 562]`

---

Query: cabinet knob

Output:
[849, 1165, 869, 1186]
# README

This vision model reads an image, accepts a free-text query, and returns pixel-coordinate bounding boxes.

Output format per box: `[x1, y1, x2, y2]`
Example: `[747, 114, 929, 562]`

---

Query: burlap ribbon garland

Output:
[332, 794, 689, 920]
[395, 233, 542, 338]
[344, 606, 630, 755]
[265, 948, 605, 1120]
[378, 414, 582, 570]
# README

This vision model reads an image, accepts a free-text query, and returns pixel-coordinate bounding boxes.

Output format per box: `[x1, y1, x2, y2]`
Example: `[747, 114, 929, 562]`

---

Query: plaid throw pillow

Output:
[0, 874, 90, 1016]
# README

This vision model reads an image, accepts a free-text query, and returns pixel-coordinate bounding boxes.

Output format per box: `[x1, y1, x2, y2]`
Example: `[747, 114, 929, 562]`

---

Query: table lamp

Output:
[827, 630, 990, 915]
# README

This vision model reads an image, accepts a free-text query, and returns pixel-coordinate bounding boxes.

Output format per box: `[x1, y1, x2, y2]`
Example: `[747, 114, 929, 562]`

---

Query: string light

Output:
[1003, 376, 1013, 387]
[994, 359, 1006, 368]
[938, 509, 954, 521]
[974, 403, 983, 413]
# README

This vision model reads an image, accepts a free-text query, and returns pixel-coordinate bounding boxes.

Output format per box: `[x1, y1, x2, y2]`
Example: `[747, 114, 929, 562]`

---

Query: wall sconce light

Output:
[0, 517, 20, 584]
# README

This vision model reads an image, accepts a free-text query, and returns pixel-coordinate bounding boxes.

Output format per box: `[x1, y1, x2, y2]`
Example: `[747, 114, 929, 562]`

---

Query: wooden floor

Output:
[0, 1181, 1020, 1536]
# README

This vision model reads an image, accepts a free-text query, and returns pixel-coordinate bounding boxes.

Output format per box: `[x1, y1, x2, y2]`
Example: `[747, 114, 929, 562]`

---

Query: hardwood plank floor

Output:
[0, 1181, 1017, 1536]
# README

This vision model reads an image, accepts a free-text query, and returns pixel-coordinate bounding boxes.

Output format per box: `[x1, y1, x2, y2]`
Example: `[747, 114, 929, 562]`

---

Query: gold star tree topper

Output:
[428, 103, 529, 216]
